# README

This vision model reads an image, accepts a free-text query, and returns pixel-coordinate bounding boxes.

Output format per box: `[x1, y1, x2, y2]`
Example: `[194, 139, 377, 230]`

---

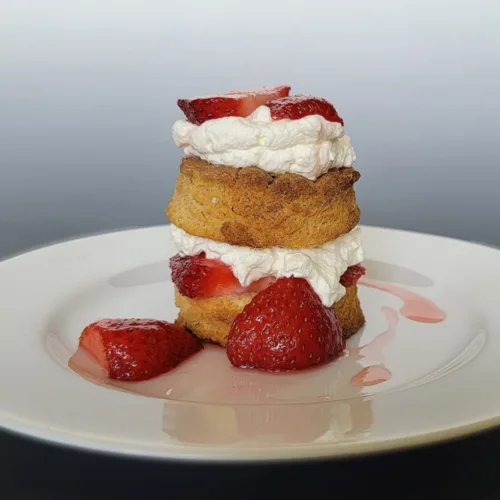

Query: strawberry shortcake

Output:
[167, 85, 366, 371]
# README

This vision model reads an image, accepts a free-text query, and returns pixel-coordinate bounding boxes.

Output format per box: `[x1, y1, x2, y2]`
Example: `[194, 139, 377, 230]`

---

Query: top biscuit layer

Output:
[166, 157, 361, 248]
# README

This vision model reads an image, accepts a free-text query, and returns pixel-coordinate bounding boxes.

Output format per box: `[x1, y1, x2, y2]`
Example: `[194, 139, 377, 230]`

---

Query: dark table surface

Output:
[2, 425, 499, 499]
[2, 2, 500, 498]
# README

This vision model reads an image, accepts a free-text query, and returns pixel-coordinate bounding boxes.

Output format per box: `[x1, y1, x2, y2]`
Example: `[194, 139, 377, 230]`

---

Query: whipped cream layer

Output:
[171, 225, 364, 306]
[173, 106, 356, 180]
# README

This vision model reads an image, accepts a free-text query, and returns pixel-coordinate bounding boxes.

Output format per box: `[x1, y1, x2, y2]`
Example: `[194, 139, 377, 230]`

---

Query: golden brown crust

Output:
[174, 291, 253, 345]
[166, 157, 361, 248]
[332, 284, 365, 339]
[175, 285, 364, 346]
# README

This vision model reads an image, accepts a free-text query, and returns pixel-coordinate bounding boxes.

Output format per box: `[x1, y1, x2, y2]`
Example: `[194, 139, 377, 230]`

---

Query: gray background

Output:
[1, 0, 499, 259]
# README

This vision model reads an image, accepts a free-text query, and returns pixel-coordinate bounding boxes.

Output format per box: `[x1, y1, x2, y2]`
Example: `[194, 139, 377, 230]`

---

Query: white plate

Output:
[0, 224, 498, 462]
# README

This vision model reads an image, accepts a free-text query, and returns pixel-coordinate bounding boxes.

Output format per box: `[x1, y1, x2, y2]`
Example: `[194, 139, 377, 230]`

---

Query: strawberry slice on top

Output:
[266, 94, 344, 125]
[170, 253, 274, 299]
[79, 319, 202, 381]
[177, 85, 291, 125]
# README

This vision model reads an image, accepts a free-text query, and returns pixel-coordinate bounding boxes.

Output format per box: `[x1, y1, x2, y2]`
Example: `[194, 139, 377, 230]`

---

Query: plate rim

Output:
[1, 409, 499, 462]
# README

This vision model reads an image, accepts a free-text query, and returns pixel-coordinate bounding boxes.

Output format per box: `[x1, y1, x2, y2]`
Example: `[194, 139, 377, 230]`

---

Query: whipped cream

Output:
[172, 106, 356, 180]
[171, 225, 364, 306]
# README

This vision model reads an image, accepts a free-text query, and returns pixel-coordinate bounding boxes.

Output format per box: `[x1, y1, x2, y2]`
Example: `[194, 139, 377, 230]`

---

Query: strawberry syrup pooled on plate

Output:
[350, 306, 398, 362]
[348, 307, 398, 387]
[359, 279, 447, 323]
[351, 365, 392, 387]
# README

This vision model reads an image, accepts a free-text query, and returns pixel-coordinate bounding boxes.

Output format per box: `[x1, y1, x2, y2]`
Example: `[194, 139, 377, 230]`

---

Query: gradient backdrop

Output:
[1, 0, 499, 259]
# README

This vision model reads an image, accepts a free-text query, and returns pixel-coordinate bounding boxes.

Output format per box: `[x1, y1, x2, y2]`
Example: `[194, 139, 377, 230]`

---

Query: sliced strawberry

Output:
[245, 276, 276, 294]
[340, 264, 366, 287]
[177, 85, 291, 125]
[170, 253, 241, 298]
[226, 277, 345, 371]
[170, 253, 274, 299]
[266, 95, 344, 125]
[79, 319, 201, 381]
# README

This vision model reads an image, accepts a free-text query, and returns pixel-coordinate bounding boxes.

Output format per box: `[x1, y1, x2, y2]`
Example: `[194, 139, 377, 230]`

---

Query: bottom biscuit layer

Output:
[174, 284, 365, 346]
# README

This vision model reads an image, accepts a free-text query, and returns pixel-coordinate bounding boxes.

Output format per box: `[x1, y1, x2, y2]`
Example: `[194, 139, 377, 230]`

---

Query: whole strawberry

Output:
[79, 318, 202, 381]
[226, 277, 345, 371]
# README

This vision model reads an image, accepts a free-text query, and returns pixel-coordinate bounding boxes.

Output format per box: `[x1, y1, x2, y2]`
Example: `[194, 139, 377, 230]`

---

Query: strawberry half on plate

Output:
[79, 319, 202, 381]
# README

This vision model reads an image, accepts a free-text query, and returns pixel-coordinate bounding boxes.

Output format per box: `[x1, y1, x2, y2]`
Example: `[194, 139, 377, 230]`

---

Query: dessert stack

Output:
[167, 85, 365, 371]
